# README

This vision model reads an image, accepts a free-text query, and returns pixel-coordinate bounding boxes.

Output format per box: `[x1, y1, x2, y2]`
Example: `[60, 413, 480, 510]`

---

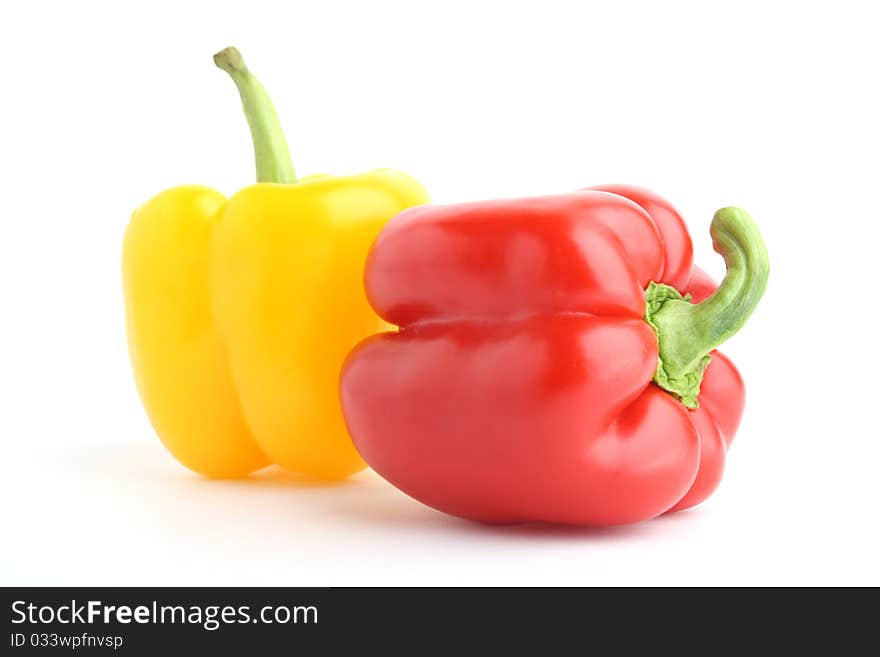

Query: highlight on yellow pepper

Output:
[122, 47, 428, 479]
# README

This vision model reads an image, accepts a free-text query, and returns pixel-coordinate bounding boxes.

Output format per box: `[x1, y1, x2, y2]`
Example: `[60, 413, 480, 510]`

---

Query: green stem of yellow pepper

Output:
[213, 46, 296, 184]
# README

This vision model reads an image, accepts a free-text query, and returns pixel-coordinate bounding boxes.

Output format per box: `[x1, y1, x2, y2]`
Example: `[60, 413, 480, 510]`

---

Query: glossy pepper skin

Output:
[341, 186, 768, 525]
[123, 48, 428, 478]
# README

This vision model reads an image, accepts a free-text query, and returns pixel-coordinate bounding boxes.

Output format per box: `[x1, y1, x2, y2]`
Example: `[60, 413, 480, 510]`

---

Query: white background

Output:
[2, 0, 878, 586]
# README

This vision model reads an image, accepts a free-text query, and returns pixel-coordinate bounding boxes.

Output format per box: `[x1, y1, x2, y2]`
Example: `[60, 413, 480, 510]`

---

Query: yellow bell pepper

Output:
[122, 47, 428, 479]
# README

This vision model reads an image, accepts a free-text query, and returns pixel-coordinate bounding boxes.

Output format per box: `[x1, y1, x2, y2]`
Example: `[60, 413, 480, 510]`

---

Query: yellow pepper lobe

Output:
[122, 186, 270, 477]
[210, 170, 428, 478]
[123, 173, 428, 479]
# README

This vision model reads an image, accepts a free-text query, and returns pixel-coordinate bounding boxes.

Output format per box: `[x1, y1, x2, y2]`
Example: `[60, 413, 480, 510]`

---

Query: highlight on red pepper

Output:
[340, 185, 769, 525]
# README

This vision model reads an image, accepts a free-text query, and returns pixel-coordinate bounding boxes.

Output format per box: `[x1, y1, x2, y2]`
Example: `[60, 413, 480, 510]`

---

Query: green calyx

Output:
[644, 207, 769, 409]
[213, 46, 296, 184]
[644, 283, 711, 408]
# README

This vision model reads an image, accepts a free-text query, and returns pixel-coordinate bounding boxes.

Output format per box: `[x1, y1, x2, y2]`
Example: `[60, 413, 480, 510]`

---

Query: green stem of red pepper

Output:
[213, 46, 296, 184]
[644, 207, 769, 408]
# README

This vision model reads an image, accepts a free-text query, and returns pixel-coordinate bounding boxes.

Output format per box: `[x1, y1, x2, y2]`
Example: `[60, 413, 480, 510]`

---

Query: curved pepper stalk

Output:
[213, 46, 296, 184]
[644, 207, 769, 408]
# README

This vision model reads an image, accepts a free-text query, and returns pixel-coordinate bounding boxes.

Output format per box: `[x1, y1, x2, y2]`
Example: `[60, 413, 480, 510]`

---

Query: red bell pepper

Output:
[340, 186, 769, 525]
